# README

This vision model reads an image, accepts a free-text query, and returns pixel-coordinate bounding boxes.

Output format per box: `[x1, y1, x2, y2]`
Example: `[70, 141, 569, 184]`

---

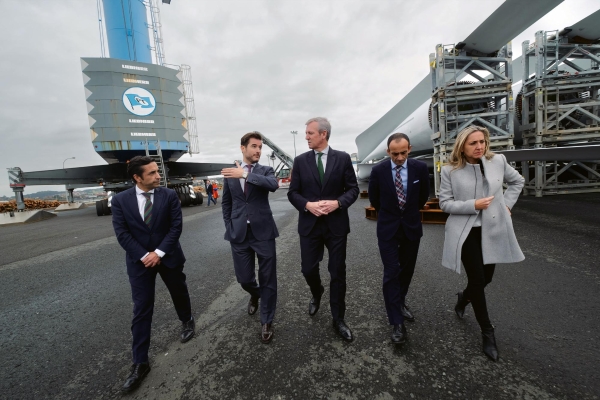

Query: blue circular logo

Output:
[122, 87, 156, 116]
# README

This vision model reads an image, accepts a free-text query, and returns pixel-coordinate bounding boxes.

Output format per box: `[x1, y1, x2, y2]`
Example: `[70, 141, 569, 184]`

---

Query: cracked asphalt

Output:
[0, 186, 599, 399]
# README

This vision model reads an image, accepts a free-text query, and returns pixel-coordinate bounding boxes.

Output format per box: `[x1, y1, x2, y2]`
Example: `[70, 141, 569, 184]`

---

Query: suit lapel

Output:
[128, 188, 148, 228]
[307, 151, 322, 188]
[321, 148, 337, 189]
[405, 159, 416, 205]
[385, 161, 397, 199]
[150, 188, 163, 230]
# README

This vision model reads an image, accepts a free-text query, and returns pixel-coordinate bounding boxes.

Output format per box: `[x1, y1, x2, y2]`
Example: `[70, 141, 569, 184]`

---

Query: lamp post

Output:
[63, 157, 76, 169]
[290, 130, 297, 158]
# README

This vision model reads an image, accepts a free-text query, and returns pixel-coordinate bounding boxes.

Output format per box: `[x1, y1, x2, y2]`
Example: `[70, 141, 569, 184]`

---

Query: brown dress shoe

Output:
[248, 296, 259, 315]
[260, 323, 274, 344]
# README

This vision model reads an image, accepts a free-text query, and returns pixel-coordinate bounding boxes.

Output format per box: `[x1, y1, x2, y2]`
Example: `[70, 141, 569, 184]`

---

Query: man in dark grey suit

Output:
[221, 132, 279, 343]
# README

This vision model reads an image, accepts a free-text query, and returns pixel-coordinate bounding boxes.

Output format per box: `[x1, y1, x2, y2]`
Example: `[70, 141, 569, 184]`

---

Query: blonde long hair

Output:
[448, 125, 494, 170]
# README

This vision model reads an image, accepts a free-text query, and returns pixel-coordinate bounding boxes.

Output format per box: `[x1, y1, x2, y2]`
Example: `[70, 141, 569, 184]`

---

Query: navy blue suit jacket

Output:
[288, 148, 359, 236]
[368, 158, 430, 241]
[112, 186, 186, 276]
[221, 163, 279, 244]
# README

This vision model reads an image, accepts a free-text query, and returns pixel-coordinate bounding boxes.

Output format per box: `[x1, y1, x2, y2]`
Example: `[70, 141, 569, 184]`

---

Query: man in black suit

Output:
[221, 132, 279, 343]
[288, 117, 359, 341]
[111, 156, 195, 393]
[368, 133, 429, 344]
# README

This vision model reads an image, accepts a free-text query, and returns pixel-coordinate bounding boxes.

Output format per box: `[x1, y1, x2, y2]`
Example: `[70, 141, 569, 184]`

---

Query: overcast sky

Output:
[0, 0, 598, 197]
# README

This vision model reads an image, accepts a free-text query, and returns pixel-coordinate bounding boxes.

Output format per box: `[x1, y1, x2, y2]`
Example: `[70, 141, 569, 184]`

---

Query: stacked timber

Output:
[0, 199, 65, 212]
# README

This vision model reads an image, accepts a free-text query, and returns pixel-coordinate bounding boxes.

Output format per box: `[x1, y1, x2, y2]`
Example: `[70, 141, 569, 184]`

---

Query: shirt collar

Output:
[314, 146, 330, 156]
[241, 161, 257, 169]
[391, 159, 406, 170]
[135, 185, 154, 195]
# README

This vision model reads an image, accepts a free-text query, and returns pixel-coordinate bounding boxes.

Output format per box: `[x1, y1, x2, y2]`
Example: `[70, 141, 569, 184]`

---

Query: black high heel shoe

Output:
[454, 291, 470, 319]
[482, 327, 499, 361]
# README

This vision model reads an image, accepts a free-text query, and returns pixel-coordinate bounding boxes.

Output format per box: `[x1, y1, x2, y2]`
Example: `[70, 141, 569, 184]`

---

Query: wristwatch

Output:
[337, 200, 342, 209]
[242, 171, 248, 179]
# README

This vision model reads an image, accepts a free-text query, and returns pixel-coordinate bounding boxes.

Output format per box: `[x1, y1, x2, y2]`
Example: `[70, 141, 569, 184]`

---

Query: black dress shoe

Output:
[400, 305, 415, 322]
[332, 319, 354, 342]
[391, 324, 407, 344]
[260, 323, 274, 344]
[455, 291, 470, 319]
[248, 296, 259, 315]
[482, 327, 499, 361]
[308, 286, 325, 316]
[180, 316, 195, 343]
[121, 363, 151, 393]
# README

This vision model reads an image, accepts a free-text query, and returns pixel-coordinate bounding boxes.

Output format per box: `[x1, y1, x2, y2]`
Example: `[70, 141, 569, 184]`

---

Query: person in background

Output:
[287, 117, 359, 342]
[212, 181, 219, 204]
[221, 132, 279, 343]
[439, 125, 525, 362]
[368, 133, 429, 345]
[205, 179, 216, 207]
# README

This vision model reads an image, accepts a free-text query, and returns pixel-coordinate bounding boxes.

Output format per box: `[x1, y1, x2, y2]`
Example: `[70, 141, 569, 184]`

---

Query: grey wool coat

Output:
[439, 154, 525, 273]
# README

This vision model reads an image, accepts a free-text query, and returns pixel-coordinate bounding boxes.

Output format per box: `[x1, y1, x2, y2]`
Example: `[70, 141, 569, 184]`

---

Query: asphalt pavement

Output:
[0, 187, 598, 399]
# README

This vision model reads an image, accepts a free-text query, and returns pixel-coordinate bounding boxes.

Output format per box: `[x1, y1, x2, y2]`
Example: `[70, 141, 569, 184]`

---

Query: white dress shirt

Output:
[314, 146, 330, 172]
[135, 185, 164, 260]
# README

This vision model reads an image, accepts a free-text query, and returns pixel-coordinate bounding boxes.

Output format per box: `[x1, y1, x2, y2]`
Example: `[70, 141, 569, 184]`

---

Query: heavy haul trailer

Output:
[7, 0, 232, 214]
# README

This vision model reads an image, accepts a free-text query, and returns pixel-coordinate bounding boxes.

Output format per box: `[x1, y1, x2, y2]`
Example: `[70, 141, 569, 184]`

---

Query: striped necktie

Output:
[142, 192, 153, 227]
[395, 165, 406, 210]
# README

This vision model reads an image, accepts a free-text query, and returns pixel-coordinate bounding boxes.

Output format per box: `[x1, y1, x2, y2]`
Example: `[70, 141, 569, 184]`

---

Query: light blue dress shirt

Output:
[390, 159, 408, 197]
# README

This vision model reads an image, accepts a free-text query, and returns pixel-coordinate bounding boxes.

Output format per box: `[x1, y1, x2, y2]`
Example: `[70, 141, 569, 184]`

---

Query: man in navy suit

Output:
[368, 133, 430, 344]
[111, 156, 195, 393]
[288, 117, 359, 341]
[221, 132, 279, 343]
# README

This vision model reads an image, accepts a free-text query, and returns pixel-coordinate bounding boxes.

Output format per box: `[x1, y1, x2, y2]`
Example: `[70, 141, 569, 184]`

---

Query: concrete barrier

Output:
[0, 210, 57, 226]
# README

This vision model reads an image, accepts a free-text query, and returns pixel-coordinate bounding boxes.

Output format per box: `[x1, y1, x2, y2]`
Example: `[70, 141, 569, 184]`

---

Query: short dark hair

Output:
[127, 156, 155, 181]
[387, 132, 411, 148]
[241, 131, 262, 147]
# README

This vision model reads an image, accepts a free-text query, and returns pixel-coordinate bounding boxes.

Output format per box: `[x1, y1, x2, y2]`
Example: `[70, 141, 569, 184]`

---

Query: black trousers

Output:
[128, 264, 192, 364]
[300, 218, 348, 321]
[461, 227, 495, 330]
[378, 226, 420, 325]
[229, 225, 277, 325]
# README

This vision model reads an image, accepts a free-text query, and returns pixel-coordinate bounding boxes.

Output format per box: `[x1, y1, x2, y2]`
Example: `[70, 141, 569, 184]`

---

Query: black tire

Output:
[96, 200, 104, 216]
[102, 199, 111, 215]
[196, 193, 203, 205]
[183, 193, 191, 207]
[178, 193, 185, 204]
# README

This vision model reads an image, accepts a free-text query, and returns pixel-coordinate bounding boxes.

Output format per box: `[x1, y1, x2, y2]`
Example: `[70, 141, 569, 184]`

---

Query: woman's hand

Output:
[475, 196, 494, 210]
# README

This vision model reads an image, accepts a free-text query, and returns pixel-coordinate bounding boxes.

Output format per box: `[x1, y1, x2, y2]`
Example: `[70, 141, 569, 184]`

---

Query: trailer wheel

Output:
[96, 200, 104, 216]
[197, 193, 203, 205]
[102, 199, 111, 215]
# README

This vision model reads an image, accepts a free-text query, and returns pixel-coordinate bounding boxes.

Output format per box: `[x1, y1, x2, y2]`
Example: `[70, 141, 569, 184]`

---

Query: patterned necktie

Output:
[244, 164, 253, 197]
[317, 152, 324, 183]
[142, 192, 153, 226]
[395, 165, 406, 210]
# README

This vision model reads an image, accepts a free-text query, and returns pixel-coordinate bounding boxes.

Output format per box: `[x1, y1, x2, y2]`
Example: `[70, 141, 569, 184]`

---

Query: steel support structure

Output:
[520, 30, 600, 196]
[429, 42, 514, 195]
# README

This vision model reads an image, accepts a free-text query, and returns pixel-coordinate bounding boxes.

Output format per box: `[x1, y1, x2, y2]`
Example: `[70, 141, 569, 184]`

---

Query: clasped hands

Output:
[474, 195, 511, 215]
[306, 200, 339, 217]
[142, 251, 161, 268]
[221, 161, 244, 179]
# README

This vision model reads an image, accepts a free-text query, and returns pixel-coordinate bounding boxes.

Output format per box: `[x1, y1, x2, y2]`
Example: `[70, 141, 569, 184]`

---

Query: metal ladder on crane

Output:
[144, 139, 168, 187]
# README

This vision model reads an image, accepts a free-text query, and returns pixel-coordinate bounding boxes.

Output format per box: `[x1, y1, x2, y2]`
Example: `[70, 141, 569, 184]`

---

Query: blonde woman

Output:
[439, 125, 525, 361]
